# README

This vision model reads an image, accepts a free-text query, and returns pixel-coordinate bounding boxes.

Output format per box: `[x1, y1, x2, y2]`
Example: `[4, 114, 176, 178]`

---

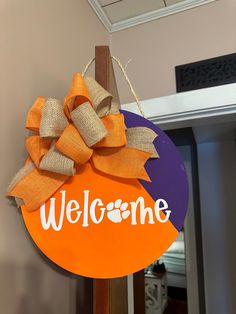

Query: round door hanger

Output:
[21, 110, 188, 278]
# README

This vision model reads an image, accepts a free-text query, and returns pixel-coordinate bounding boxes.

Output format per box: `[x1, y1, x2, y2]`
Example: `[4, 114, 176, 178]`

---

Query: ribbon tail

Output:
[7, 162, 69, 212]
[126, 127, 159, 158]
[91, 147, 151, 182]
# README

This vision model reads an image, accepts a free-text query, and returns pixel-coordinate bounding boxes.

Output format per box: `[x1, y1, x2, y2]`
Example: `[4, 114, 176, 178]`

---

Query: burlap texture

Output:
[7, 162, 35, 192]
[26, 97, 45, 132]
[126, 127, 159, 158]
[95, 114, 126, 148]
[92, 147, 151, 181]
[64, 73, 91, 118]
[7, 161, 35, 209]
[110, 101, 120, 114]
[15, 197, 24, 207]
[71, 102, 108, 147]
[7, 73, 160, 212]
[8, 166, 69, 212]
[40, 146, 75, 175]
[40, 98, 68, 138]
[85, 77, 112, 117]
[56, 124, 93, 164]
[25, 136, 52, 167]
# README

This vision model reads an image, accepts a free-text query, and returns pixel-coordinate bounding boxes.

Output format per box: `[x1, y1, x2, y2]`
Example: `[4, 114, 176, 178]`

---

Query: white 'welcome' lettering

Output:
[40, 190, 172, 231]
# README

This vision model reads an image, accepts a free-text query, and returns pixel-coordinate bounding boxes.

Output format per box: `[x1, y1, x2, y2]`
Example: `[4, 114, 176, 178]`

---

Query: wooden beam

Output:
[76, 276, 93, 314]
[93, 46, 128, 314]
[95, 46, 120, 105]
[76, 46, 128, 314]
[93, 279, 110, 314]
[133, 270, 146, 314]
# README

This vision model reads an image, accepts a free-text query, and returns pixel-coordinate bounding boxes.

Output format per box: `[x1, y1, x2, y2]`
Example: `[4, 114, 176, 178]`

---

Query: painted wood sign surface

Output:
[7, 74, 188, 278]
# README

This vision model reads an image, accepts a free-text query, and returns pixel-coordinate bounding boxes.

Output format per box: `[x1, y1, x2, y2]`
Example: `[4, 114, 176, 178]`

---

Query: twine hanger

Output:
[82, 56, 145, 118]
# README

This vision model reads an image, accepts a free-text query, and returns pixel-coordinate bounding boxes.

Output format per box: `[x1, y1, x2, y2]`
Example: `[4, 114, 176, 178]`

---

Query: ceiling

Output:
[88, 0, 217, 32]
[99, 0, 182, 23]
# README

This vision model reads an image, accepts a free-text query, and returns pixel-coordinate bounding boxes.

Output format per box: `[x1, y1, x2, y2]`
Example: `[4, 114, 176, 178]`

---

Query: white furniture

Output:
[145, 272, 168, 314]
[122, 82, 236, 130]
[160, 231, 187, 288]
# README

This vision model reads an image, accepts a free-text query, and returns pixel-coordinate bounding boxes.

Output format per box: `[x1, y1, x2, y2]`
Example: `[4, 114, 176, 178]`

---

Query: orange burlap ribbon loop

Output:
[7, 74, 159, 212]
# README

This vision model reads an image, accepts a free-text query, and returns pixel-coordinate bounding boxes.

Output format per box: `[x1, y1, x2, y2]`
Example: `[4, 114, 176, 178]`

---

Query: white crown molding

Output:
[88, 0, 112, 32]
[121, 83, 236, 130]
[88, 0, 218, 33]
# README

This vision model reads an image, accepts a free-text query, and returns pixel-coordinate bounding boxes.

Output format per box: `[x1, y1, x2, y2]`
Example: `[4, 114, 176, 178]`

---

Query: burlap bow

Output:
[7, 74, 159, 212]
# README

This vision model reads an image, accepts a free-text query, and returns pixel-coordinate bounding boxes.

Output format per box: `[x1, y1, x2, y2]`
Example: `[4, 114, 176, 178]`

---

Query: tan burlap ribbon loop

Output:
[85, 77, 113, 117]
[85, 77, 120, 116]
[40, 98, 68, 138]
[109, 102, 120, 115]
[71, 102, 108, 147]
[39, 146, 76, 176]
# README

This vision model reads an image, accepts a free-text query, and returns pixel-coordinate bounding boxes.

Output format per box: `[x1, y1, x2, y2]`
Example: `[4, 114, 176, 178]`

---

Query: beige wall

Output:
[1, 0, 236, 312]
[0, 0, 108, 313]
[111, 0, 236, 103]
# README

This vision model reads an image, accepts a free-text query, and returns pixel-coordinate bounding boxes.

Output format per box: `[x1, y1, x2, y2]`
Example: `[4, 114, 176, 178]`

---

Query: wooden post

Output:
[95, 46, 120, 105]
[93, 46, 128, 314]
[77, 46, 129, 314]
[76, 46, 145, 314]
[93, 279, 110, 314]
[133, 270, 146, 314]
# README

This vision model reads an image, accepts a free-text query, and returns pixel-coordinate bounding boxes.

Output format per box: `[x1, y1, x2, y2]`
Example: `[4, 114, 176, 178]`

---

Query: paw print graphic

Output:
[106, 199, 131, 223]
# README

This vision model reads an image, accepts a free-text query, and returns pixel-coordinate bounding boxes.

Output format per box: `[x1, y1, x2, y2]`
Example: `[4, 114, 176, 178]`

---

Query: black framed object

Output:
[175, 53, 236, 93]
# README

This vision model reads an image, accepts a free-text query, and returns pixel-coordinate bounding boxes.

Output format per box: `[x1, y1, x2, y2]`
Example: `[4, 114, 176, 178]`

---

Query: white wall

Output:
[197, 140, 236, 314]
